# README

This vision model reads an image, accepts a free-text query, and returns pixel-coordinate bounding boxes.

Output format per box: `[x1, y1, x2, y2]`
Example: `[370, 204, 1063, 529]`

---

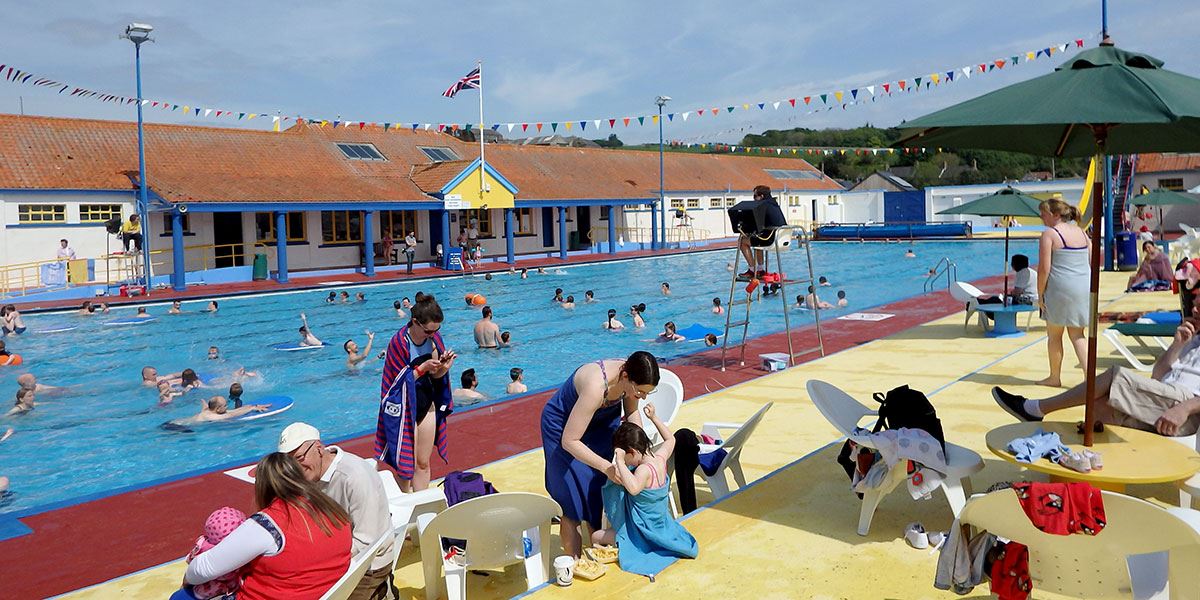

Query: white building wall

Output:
[1131, 169, 1200, 233]
[0, 190, 136, 266]
[621, 190, 885, 238]
[926, 179, 1087, 229]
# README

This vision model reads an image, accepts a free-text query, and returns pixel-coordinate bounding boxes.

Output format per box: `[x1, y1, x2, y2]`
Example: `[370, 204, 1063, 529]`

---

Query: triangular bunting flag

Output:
[711, 108, 719, 115]
[491, 124, 500, 131]
[638, 116, 645, 125]
[898, 81, 906, 90]
[563, 122, 571, 131]
[931, 74, 939, 84]
[757, 103, 765, 110]
[865, 85, 874, 95]
[609, 119, 617, 128]
[850, 89, 858, 100]
[772, 101, 780, 110]
[204, 109, 212, 117]
[819, 94, 827, 104]
[726, 106, 735, 113]
[593, 120, 601, 129]
[803, 96, 811, 105]
[788, 98, 796, 107]
[962, 66, 972, 78]
[651, 115, 659, 124]
[623, 117, 631, 126]
[580, 121, 587, 130]
[1075, 39, 1084, 47]
[995, 59, 1006, 69]
[913, 77, 922, 87]
[681, 112, 689, 121]
[667, 113, 674, 121]
[507, 123, 515, 133]
[881, 84, 890, 93]
[536, 123, 543, 132]
[522, 123, 529, 132]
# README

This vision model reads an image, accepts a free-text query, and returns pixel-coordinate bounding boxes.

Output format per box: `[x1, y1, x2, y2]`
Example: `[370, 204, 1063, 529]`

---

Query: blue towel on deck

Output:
[601, 477, 698, 576]
[1005, 428, 1069, 463]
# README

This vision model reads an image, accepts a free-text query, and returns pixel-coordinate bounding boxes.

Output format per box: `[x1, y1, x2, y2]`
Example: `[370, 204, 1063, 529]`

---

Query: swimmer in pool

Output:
[704, 333, 719, 347]
[157, 380, 182, 406]
[804, 285, 834, 310]
[355, 292, 366, 302]
[904, 249, 916, 258]
[18, 374, 63, 395]
[298, 313, 323, 347]
[661, 282, 671, 296]
[135, 307, 152, 319]
[837, 290, 848, 307]
[562, 295, 576, 309]
[344, 331, 376, 369]
[167, 396, 268, 427]
[584, 290, 596, 303]
[473, 306, 502, 349]
[402, 297, 413, 310]
[178, 369, 205, 392]
[819, 276, 831, 287]
[552, 288, 564, 303]
[142, 366, 183, 387]
[452, 369, 488, 404]
[7, 388, 40, 416]
[208, 346, 220, 360]
[500, 331, 512, 347]
[506, 367, 527, 394]
[712, 297, 724, 315]
[603, 309, 625, 330]
[394, 300, 407, 318]
[521, 268, 529, 279]
[206, 301, 219, 313]
[630, 303, 646, 328]
[99, 303, 110, 314]
[1, 305, 25, 335]
[78, 300, 96, 316]
[168, 301, 183, 314]
[658, 321, 686, 342]
[339, 291, 351, 303]
[484, 273, 493, 281]
[228, 382, 244, 408]
[326, 292, 337, 304]
[537, 267, 546, 275]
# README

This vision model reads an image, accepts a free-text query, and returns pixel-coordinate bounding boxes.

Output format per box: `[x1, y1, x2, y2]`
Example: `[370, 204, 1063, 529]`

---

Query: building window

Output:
[419, 146, 460, 162]
[321, 211, 363, 244]
[710, 198, 723, 208]
[255, 212, 306, 243]
[516, 208, 534, 234]
[1158, 178, 1186, 191]
[788, 196, 801, 207]
[162, 212, 193, 234]
[380, 211, 419, 240]
[79, 203, 123, 223]
[17, 204, 66, 223]
[686, 198, 700, 209]
[463, 209, 493, 237]
[624, 204, 643, 211]
[669, 199, 684, 209]
[335, 143, 386, 161]
[726, 198, 737, 207]
[764, 168, 822, 180]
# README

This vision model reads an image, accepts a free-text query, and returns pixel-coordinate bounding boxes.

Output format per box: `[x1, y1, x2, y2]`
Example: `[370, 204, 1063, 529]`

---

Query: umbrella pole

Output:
[1004, 224, 1010, 299]
[1160, 206, 1164, 241]
[1084, 159, 1105, 447]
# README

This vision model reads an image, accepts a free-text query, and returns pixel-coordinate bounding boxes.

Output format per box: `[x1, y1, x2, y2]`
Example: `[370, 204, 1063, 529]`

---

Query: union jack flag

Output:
[442, 67, 480, 98]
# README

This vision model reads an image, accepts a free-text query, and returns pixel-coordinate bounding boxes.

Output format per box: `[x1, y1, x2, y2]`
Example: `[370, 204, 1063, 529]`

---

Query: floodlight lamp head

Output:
[122, 23, 154, 44]
[655, 95, 671, 106]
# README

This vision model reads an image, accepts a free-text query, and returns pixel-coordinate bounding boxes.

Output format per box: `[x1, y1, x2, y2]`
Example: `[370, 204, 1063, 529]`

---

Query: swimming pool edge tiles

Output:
[7, 274, 990, 599]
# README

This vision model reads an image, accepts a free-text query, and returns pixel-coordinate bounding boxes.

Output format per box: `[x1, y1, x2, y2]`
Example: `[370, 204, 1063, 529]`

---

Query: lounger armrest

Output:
[701, 422, 744, 438]
[697, 443, 721, 454]
[388, 487, 447, 508]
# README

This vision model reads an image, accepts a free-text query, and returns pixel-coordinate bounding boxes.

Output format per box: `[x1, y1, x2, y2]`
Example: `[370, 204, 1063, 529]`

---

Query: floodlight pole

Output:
[656, 95, 671, 250]
[124, 27, 155, 294]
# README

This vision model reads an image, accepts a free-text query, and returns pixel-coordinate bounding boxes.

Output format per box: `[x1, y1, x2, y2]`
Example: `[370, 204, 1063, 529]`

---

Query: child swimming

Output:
[658, 321, 685, 342]
[711, 297, 724, 315]
[630, 303, 646, 328]
[603, 309, 625, 330]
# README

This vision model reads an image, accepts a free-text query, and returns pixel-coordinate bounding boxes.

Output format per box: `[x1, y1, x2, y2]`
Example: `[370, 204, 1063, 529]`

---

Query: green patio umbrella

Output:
[897, 41, 1200, 445]
[1130, 188, 1200, 240]
[938, 187, 1043, 298]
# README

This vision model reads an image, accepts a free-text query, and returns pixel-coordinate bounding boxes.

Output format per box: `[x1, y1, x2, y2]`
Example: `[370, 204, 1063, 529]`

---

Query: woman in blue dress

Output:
[541, 350, 660, 558]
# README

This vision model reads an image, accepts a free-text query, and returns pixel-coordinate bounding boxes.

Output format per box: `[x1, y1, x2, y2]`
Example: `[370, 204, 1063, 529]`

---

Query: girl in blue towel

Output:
[593, 405, 698, 574]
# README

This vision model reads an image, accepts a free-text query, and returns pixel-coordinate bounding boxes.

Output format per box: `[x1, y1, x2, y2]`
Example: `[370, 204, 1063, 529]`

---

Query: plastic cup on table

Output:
[553, 555, 575, 586]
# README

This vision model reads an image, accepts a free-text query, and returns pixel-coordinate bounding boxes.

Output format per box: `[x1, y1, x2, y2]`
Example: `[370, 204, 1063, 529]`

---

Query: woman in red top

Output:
[176, 453, 352, 600]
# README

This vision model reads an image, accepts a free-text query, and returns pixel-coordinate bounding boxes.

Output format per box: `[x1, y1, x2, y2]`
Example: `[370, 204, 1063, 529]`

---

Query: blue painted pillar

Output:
[650, 201, 659, 250]
[274, 211, 289, 283]
[607, 206, 617, 254]
[1103, 156, 1116, 271]
[170, 211, 185, 291]
[363, 210, 376, 277]
[504, 208, 516, 264]
[440, 209, 451, 269]
[558, 206, 568, 260]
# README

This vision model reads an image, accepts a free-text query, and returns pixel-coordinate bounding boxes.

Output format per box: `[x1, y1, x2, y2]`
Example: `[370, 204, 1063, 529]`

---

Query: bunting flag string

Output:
[0, 37, 1086, 135]
[665, 142, 932, 157]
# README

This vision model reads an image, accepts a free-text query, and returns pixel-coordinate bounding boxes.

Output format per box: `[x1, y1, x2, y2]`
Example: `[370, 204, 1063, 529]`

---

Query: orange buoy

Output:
[471, 294, 487, 306]
[1, 354, 22, 366]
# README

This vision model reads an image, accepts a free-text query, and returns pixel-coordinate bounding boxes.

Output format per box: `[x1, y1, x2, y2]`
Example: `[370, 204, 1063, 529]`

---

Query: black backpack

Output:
[871, 384, 946, 452]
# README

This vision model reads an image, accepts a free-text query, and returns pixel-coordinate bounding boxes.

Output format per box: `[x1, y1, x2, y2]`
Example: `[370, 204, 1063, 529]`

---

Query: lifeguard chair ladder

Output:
[719, 225, 825, 371]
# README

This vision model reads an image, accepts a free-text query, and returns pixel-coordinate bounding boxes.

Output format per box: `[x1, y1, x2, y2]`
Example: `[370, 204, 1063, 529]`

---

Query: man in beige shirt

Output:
[280, 422, 395, 600]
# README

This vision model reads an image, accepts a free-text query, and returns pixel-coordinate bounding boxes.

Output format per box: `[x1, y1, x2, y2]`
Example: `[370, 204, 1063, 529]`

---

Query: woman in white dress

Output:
[1036, 198, 1091, 387]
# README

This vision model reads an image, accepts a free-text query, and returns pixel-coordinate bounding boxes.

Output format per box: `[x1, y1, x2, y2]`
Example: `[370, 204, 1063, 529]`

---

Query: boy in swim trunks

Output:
[298, 313, 323, 347]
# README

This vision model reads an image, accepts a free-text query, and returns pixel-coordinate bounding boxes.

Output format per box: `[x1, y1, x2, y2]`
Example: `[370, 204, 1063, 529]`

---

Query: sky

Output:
[1, 0, 1198, 145]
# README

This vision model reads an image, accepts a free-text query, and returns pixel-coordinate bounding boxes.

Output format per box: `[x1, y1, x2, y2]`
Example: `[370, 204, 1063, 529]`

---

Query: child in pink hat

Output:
[186, 506, 247, 599]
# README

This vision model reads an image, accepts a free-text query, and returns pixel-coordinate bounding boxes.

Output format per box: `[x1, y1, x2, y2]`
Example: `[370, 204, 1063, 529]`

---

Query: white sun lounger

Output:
[320, 531, 393, 600]
[638, 368, 683, 444]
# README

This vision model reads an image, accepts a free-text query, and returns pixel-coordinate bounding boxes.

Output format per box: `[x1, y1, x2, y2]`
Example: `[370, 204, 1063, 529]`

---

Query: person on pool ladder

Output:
[376, 294, 457, 492]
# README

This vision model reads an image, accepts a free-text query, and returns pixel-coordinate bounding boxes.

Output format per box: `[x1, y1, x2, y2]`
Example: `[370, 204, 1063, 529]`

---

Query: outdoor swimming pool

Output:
[0, 239, 1035, 515]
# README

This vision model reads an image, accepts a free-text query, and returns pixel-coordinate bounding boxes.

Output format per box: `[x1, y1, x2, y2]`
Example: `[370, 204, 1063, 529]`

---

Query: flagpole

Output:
[477, 59, 485, 199]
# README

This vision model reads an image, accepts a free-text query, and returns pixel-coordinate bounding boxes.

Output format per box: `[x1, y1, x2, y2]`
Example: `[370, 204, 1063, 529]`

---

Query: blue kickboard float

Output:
[105, 317, 157, 326]
[1144, 311, 1183, 325]
[235, 396, 294, 421]
[675, 323, 723, 341]
[271, 341, 331, 351]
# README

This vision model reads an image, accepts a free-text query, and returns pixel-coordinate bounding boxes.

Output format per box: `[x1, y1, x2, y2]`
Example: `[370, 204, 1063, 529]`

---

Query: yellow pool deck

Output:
[62, 273, 1188, 600]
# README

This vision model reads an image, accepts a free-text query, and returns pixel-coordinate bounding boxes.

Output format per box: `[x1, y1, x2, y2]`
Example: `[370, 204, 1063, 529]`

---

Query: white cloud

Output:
[493, 63, 628, 114]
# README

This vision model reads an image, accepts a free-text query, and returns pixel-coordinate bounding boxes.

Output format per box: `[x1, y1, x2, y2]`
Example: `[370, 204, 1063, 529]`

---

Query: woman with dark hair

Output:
[540, 350, 661, 557]
[376, 294, 457, 492]
[176, 453, 351, 600]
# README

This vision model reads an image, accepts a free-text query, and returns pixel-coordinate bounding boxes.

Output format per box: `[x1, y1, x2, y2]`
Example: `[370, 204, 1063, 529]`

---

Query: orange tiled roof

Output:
[1137, 153, 1200, 174]
[0, 114, 841, 204]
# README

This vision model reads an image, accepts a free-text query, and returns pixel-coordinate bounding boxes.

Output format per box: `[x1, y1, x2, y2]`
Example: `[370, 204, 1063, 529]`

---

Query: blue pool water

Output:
[0, 239, 1035, 515]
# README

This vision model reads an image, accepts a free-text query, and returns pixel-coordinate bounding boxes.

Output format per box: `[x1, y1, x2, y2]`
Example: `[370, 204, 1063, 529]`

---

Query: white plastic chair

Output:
[959, 489, 1200, 599]
[320, 531, 393, 600]
[1104, 323, 1174, 372]
[377, 470, 447, 556]
[1171, 434, 1200, 509]
[638, 368, 683, 444]
[418, 492, 560, 600]
[806, 380, 983, 536]
[950, 281, 988, 331]
[689, 402, 773, 499]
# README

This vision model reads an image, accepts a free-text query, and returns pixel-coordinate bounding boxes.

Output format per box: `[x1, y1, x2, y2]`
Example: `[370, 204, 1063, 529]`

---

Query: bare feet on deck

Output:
[1035, 377, 1062, 387]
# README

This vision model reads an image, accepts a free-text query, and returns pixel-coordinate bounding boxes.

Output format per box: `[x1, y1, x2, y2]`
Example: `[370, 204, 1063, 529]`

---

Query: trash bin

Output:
[568, 230, 580, 251]
[1115, 232, 1138, 272]
[252, 252, 269, 280]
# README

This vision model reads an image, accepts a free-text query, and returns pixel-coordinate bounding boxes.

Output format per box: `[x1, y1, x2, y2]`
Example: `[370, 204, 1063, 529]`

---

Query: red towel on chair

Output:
[1012, 482, 1106, 536]
[989, 541, 1032, 600]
